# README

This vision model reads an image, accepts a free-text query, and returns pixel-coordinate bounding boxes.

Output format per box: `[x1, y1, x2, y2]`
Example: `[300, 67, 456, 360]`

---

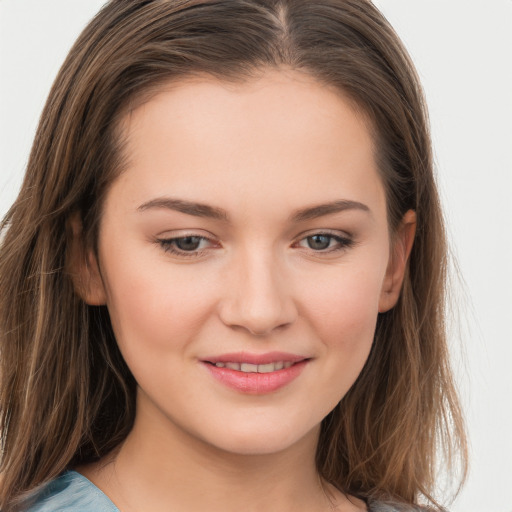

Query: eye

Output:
[172, 236, 205, 251]
[304, 234, 334, 251]
[296, 232, 354, 253]
[157, 235, 216, 258]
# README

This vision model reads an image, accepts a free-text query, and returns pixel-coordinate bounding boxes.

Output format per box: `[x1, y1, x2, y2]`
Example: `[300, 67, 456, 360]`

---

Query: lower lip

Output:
[202, 361, 308, 394]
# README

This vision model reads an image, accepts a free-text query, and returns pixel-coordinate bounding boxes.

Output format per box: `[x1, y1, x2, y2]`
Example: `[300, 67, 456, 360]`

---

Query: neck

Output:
[80, 396, 346, 512]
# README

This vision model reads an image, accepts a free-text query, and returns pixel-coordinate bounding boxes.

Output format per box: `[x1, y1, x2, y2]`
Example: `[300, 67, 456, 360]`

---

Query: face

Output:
[80, 70, 414, 456]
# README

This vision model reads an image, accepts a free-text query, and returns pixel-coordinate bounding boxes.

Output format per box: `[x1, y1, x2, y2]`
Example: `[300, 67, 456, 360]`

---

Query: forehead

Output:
[110, 69, 386, 224]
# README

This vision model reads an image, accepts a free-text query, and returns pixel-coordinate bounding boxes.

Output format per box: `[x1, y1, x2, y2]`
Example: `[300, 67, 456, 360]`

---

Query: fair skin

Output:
[75, 69, 415, 512]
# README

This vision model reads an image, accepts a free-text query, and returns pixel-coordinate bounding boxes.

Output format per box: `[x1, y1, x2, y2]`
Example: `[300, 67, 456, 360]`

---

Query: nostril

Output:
[217, 272, 298, 336]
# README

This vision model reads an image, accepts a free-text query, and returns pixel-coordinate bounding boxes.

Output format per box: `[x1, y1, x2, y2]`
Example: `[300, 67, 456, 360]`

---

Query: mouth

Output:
[207, 361, 296, 373]
[201, 352, 310, 394]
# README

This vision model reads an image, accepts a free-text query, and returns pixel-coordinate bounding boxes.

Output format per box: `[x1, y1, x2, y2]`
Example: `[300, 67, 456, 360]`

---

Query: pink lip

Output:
[205, 351, 307, 365]
[201, 352, 309, 395]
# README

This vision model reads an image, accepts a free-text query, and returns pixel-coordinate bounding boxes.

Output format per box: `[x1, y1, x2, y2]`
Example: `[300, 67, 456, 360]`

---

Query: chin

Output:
[197, 421, 320, 457]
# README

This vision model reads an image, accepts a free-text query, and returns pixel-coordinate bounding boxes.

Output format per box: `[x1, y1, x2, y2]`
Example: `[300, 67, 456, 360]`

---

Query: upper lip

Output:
[203, 351, 308, 365]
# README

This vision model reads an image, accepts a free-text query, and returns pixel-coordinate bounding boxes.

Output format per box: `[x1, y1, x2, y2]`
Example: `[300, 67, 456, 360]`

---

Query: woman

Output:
[0, 1, 467, 511]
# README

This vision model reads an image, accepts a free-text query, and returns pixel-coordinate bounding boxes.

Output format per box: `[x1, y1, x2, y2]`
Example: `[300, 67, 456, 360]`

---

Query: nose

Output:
[218, 249, 297, 337]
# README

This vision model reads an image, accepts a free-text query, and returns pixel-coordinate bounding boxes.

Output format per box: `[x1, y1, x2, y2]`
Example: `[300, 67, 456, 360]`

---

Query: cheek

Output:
[305, 263, 384, 335]
[101, 252, 217, 361]
[301, 261, 385, 384]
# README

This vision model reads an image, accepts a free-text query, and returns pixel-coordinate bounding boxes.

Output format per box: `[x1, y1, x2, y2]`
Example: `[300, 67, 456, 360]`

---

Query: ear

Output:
[378, 210, 416, 313]
[67, 215, 107, 306]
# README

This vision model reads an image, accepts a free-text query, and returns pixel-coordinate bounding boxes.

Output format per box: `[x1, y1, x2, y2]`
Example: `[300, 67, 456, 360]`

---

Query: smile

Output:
[202, 353, 309, 394]
[211, 361, 294, 373]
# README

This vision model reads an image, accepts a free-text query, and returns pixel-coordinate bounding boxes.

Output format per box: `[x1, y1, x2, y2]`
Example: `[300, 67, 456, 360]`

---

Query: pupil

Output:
[308, 235, 330, 250]
[176, 236, 201, 251]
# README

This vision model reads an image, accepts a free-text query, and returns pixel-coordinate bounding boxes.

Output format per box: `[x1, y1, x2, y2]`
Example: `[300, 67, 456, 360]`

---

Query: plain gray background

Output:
[1, 1, 511, 510]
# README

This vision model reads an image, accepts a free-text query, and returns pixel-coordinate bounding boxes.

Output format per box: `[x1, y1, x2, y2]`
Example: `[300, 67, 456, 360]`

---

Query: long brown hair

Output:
[0, 1, 467, 509]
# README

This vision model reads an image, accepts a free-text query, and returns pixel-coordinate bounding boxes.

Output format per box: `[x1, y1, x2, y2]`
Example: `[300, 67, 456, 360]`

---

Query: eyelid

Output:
[155, 229, 355, 259]
[294, 228, 352, 239]
[293, 229, 355, 253]
[293, 228, 354, 244]
[155, 228, 216, 239]
[155, 231, 219, 259]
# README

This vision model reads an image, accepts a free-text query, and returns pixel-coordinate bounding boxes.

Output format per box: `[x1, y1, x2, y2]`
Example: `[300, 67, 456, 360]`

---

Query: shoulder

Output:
[21, 470, 119, 512]
[368, 500, 445, 512]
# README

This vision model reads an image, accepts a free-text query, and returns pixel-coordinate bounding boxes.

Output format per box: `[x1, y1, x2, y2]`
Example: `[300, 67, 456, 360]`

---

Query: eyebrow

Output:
[137, 197, 370, 222]
[290, 199, 370, 222]
[137, 197, 229, 221]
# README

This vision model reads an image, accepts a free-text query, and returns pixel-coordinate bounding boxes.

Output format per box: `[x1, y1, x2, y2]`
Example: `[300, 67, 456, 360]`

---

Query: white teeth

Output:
[257, 363, 276, 373]
[213, 361, 295, 373]
[240, 363, 258, 373]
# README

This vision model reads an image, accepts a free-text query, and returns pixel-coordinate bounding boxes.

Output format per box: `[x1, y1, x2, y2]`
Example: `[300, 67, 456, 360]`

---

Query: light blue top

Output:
[23, 470, 119, 512]
[22, 469, 430, 512]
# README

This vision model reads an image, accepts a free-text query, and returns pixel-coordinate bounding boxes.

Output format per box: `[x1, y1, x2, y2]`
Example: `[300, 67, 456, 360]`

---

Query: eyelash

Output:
[295, 232, 355, 253]
[157, 231, 355, 259]
[158, 235, 216, 258]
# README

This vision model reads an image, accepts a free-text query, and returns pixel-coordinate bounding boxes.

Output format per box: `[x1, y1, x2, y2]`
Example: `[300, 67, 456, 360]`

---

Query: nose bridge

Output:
[219, 243, 296, 336]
